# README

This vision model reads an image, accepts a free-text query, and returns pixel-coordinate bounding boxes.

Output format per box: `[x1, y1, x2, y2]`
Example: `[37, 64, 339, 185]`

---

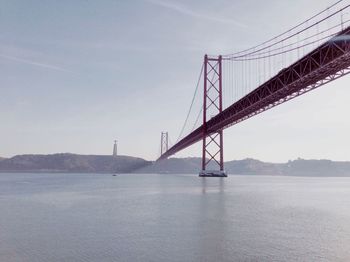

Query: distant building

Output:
[113, 140, 118, 157]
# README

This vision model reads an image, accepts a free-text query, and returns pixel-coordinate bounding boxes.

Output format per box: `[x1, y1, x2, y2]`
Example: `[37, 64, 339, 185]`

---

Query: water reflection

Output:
[198, 177, 229, 261]
[200, 177, 225, 194]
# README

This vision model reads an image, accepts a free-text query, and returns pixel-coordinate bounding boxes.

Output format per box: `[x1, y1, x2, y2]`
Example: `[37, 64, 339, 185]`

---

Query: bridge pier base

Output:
[199, 170, 227, 177]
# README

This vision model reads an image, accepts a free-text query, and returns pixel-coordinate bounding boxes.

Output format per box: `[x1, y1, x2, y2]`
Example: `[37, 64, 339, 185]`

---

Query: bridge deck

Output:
[159, 26, 350, 160]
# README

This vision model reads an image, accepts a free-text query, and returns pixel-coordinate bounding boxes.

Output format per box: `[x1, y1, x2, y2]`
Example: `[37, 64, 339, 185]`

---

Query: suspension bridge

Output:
[158, 0, 350, 177]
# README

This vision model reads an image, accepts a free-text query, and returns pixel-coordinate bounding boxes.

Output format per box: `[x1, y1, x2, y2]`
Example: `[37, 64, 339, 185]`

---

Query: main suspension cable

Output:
[176, 63, 204, 143]
[223, 1, 348, 59]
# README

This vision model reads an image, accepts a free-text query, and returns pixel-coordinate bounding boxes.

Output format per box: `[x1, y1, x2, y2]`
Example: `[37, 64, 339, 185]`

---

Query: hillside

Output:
[1, 154, 350, 176]
[0, 153, 151, 173]
[136, 157, 350, 176]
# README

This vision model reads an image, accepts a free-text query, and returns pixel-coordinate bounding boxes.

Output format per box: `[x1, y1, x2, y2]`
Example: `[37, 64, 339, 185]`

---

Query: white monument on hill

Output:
[113, 140, 118, 157]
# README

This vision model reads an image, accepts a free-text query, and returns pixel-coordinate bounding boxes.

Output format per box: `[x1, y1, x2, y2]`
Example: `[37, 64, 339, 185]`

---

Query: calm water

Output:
[0, 173, 350, 262]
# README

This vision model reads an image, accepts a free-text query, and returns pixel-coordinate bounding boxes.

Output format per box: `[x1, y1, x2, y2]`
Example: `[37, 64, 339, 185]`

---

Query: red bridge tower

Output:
[199, 55, 227, 177]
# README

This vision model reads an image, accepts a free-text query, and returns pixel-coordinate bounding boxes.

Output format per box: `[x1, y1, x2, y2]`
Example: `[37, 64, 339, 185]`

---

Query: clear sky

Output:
[1, 0, 350, 162]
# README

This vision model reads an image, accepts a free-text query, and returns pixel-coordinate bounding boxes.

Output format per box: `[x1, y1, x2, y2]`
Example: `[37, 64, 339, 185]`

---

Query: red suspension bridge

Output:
[158, 0, 350, 177]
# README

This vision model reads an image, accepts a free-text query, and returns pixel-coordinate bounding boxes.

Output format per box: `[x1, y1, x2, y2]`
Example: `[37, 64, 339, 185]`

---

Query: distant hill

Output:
[282, 158, 350, 176]
[135, 157, 283, 175]
[0, 153, 151, 173]
[134, 157, 202, 174]
[136, 157, 350, 177]
[1, 154, 350, 176]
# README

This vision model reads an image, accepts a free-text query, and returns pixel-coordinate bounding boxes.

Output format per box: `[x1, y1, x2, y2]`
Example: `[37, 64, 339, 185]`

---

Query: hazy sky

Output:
[1, 0, 350, 162]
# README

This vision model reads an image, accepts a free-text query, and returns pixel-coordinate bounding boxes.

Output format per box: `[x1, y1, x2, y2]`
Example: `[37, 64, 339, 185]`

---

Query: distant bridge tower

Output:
[200, 55, 226, 177]
[160, 132, 169, 156]
[113, 140, 118, 157]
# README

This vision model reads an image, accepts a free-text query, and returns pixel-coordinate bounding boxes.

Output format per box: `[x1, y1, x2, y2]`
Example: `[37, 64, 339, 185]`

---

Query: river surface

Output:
[0, 173, 350, 262]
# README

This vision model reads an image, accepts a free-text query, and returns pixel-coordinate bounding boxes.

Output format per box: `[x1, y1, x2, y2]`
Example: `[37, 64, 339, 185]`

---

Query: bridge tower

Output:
[160, 132, 169, 156]
[199, 55, 227, 177]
